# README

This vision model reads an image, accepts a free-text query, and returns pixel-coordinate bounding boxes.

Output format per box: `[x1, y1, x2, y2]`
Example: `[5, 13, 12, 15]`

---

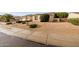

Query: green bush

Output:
[22, 21, 26, 24]
[6, 22, 12, 25]
[68, 18, 79, 25]
[40, 14, 49, 22]
[16, 21, 22, 23]
[54, 12, 69, 18]
[2, 14, 14, 22]
[29, 24, 38, 28]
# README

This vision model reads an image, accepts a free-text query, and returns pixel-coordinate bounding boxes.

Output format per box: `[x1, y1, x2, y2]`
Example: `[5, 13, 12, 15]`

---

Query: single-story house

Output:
[23, 12, 67, 22]
[20, 12, 55, 22]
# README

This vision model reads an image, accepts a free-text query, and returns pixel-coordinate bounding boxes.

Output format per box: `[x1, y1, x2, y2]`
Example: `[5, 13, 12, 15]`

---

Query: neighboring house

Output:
[24, 13, 55, 22]
[14, 16, 22, 21]
[68, 12, 79, 18]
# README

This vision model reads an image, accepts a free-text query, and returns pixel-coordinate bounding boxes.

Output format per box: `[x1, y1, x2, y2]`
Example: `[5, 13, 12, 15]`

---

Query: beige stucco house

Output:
[24, 12, 69, 22]
[20, 12, 55, 22]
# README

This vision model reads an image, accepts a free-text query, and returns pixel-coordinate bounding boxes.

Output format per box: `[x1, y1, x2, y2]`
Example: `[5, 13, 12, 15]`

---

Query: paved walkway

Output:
[0, 22, 79, 46]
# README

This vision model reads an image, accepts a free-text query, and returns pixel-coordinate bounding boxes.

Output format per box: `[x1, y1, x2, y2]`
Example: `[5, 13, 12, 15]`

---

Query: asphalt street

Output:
[0, 32, 54, 47]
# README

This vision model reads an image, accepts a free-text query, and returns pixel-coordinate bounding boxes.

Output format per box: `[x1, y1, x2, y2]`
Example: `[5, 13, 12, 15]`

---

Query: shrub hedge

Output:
[54, 12, 69, 18]
[6, 22, 12, 25]
[29, 24, 38, 28]
[40, 14, 49, 22]
[68, 18, 79, 25]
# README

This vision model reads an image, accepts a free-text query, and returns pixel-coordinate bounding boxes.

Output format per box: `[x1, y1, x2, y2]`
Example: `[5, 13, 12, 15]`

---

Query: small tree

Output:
[68, 18, 79, 25]
[40, 14, 49, 22]
[54, 12, 68, 18]
[54, 12, 69, 22]
[2, 14, 13, 22]
[54, 12, 69, 18]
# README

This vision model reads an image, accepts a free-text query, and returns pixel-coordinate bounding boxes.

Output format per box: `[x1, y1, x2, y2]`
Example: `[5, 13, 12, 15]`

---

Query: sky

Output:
[0, 12, 46, 16]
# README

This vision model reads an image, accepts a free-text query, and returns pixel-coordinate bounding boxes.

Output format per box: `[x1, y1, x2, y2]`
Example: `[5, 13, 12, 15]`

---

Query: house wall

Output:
[27, 15, 41, 22]
[68, 13, 79, 18]
[14, 16, 22, 21]
[49, 13, 54, 22]
[35, 15, 41, 22]
[32, 13, 55, 22]
[26, 16, 32, 20]
[32, 14, 54, 22]
[22, 12, 69, 22]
